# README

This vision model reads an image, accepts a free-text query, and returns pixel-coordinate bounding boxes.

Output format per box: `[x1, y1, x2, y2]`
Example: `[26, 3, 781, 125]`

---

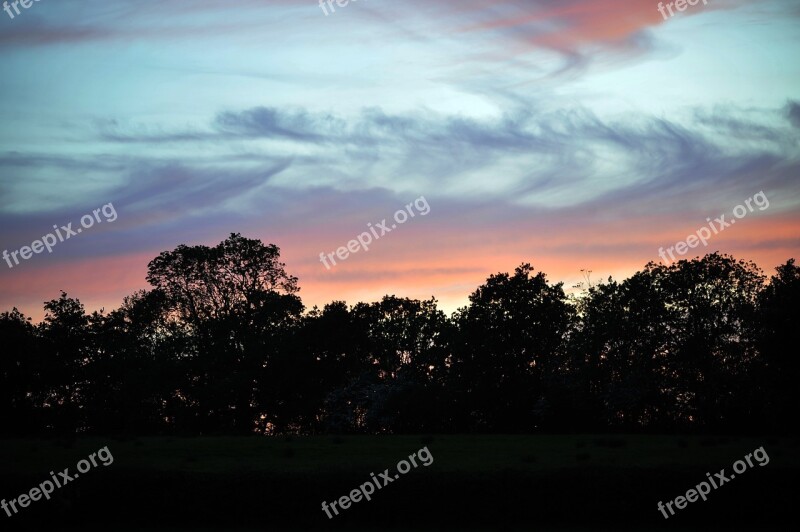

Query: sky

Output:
[1, 0, 799, 321]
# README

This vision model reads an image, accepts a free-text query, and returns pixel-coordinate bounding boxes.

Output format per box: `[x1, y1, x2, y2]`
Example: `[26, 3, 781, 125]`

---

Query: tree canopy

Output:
[1, 235, 796, 436]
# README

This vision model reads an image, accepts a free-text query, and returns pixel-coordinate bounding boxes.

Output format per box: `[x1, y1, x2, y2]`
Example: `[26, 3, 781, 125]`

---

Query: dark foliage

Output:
[1, 234, 796, 435]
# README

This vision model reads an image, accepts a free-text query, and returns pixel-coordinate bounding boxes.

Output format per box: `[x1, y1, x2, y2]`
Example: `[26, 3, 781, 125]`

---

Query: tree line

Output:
[1, 233, 797, 436]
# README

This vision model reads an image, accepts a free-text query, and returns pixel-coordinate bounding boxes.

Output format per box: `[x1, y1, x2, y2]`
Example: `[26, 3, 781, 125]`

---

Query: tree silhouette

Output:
[757, 259, 800, 431]
[146, 233, 302, 433]
[0, 234, 796, 436]
[0, 308, 38, 436]
[449, 264, 574, 432]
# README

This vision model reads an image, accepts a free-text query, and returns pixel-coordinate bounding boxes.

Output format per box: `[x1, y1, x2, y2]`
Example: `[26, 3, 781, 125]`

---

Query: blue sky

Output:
[1, 0, 799, 319]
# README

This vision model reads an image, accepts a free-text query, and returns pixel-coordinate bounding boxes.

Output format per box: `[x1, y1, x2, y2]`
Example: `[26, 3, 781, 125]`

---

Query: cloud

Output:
[214, 108, 345, 143]
[0, 0, 748, 70]
[84, 99, 800, 215]
[785, 100, 800, 128]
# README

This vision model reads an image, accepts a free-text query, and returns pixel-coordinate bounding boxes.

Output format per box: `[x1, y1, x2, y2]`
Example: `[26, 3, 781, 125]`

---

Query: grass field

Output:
[1, 434, 797, 530]
[4, 434, 797, 473]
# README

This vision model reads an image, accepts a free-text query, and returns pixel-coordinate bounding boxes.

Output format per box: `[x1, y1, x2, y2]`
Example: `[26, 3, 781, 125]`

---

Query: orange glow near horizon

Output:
[3, 211, 797, 322]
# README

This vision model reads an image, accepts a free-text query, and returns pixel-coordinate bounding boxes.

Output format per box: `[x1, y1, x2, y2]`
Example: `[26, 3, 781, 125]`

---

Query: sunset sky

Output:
[1, 0, 799, 321]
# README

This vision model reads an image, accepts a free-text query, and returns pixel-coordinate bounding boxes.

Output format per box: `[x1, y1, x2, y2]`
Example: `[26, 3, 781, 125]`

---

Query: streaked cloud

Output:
[0, 0, 798, 320]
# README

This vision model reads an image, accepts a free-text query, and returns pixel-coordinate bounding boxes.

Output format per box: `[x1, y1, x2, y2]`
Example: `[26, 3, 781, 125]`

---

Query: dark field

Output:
[1, 435, 796, 531]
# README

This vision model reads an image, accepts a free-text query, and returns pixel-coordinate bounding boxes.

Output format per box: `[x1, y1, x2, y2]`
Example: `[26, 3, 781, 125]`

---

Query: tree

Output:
[82, 289, 188, 434]
[37, 292, 90, 433]
[314, 296, 452, 434]
[757, 259, 800, 432]
[450, 264, 574, 432]
[572, 254, 765, 431]
[146, 233, 303, 434]
[0, 308, 39, 435]
[660, 254, 764, 430]
[146, 233, 299, 326]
